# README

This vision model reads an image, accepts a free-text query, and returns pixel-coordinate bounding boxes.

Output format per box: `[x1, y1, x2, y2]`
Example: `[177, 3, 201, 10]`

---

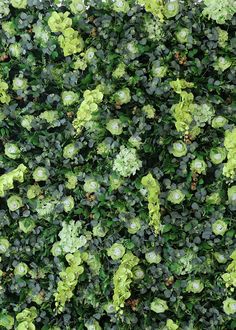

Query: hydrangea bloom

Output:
[113, 146, 142, 177]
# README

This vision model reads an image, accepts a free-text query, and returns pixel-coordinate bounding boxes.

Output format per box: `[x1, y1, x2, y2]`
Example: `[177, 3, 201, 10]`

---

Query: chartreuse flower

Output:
[14, 262, 28, 276]
[171, 141, 187, 157]
[223, 129, 236, 179]
[84, 47, 97, 62]
[51, 242, 63, 257]
[145, 250, 161, 264]
[211, 116, 228, 128]
[0, 238, 10, 254]
[109, 174, 123, 190]
[16, 307, 37, 330]
[62, 196, 74, 212]
[48, 11, 72, 33]
[114, 88, 131, 105]
[216, 27, 228, 48]
[0, 164, 27, 197]
[83, 178, 100, 193]
[190, 159, 207, 174]
[186, 279, 204, 293]
[223, 298, 236, 315]
[176, 27, 190, 43]
[206, 192, 221, 205]
[65, 172, 77, 189]
[7, 195, 23, 211]
[27, 184, 41, 199]
[58, 221, 86, 254]
[85, 320, 101, 330]
[112, 62, 126, 79]
[39, 111, 59, 124]
[12, 75, 28, 91]
[133, 266, 145, 280]
[228, 186, 236, 205]
[10, 0, 27, 9]
[33, 167, 49, 182]
[213, 56, 232, 72]
[165, 319, 179, 330]
[127, 218, 141, 234]
[4, 143, 21, 159]
[63, 143, 79, 159]
[128, 135, 142, 149]
[142, 104, 155, 119]
[222, 250, 236, 288]
[58, 28, 84, 56]
[152, 61, 167, 78]
[9, 43, 22, 58]
[106, 119, 123, 135]
[62, 91, 78, 106]
[92, 223, 108, 237]
[21, 115, 34, 131]
[113, 146, 142, 177]
[151, 298, 168, 314]
[167, 189, 185, 204]
[203, 0, 236, 24]
[212, 219, 227, 236]
[113, 0, 130, 13]
[19, 218, 35, 234]
[137, 0, 165, 22]
[107, 243, 126, 260]
[164, 0, 179, 18]
[210, 147, 227, 164]
[214, 252, 227, 264]
[0, 77, 11, 104]
[0, 312, 14, 329]
[2, 21, 16, 35]
[103, 302, 116, 314]
[70, 0, 86, 14]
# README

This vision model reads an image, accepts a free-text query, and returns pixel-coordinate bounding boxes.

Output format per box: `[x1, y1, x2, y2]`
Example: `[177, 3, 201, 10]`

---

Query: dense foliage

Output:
[0, 0, 236, 329]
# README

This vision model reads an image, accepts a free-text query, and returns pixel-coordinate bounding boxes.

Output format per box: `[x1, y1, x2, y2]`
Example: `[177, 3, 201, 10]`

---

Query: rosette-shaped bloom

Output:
[62, 91, 78, 106]
[106, 119, 123, 135]
[109, 174, 123, 190]
[190, 158, 207, 174]
[63, 143, 78, 159]
[27, 184, 41, 199]
[186, 279, 204, 293]
[142, 104, 155, 118]
[0, 79, 10, 104]
[150, 298, 168, 313]
[107, 243, 126, 260]
[58, 28, 84, 57]
[210, 147, 227, 164]
[0, 312, 14, 329]
[10, 0, 27, 8]
[211, 116, 228, 128]
[13, 76, 28, 91]
[145, 250, 161, 264]
[7, 195, 23, 211]
[205, 192, 221, 205]
[176, 27, 190, 43]
[39, 111, 59, 124]
[51, 242, 63, 257]
[4, 143, 21, 159]
[21, 115, 34, 131]
[167, 189, 185, 204]
[62, 196, 75, 212]
[33, 167, 49, 182]
[103, 302, 116, 314]
[113, 0, 130, 13]
[223, 297, 236, 315]
[165, 319, 179, 330]
[113, 146, 142, 177]
[70, 0, 86, 14]
[152, 61, 167, 78]
[65, 172, 77, 189]
[14, 262, 28, 276]
[112, 63, 126, 79]
[48, 11, 72, 33]
[214, 252, 227, 264]
[92, 223, 108, 237]
[228, 186, 236, 205]
[133, 266, 145, 280]
[127, 217, 141, 234]
[19, 218, 35, 234]
[83, 178, 100, 193]
[193, 103, 215, 127]
[114, 88, 131, 105]
[212, 219, 227, 236]
[213, 56, 232, 72]
[128, 135, 142, 149]
[9, 43, 22, 58]
[171, 141, 187, 157]
[84, 47, 97, 62]
[164, 0, 179, 18]
[0, 238, 10, 254]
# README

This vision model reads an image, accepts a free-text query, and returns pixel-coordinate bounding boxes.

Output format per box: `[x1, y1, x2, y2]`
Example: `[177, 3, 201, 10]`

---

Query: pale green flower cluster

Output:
[176, 27, 190, 43]
[223, 128, 236, 179]
[216, 27, 228, 48]
[107, 243, 126, 260]
[213, 56, 232, 72]
[202, 0, 236, 24]
[113, 0, 130, 13]
[16, 307, 37, 330]
[222, 250, 236, 288]
[113, 87, 131, 105]
[113, 146, 142, 177]
[0, 77, 10, 104]
[0, 164, 27, 197]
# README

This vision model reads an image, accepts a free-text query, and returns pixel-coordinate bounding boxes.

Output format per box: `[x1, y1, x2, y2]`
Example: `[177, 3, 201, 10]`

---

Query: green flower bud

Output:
[113, 0, 130, 13]
[210, 147, 227, 164]
[114, 88, 131, 105]
[70, 0, 86, 14]
[133, 266, 145, 280]
[4, 143, 21, 159]
[10, 0, 27, 9]
[127, 217, 141, 234]
[83, 178, 100, 193]
[92, 223, 108, 237]
[62, 91, 78, 106]
[63, 143, 78, 159]
[7, 195, 23, 211]
[145, 250, 161, 264]
[190, 158, 207, 174]
[14, 262, 28, 276]
[33, 167, 49, 182]
[164, 0, 179, 18]
[176, 28, 190, 43]
[228, 186, 236, 205]
[186, 279, 204, 293]
[106, 119, 123, 135]
[62, 196, 74, 212]
[212, 219, 227, 236]
[205, 192, 221, 205]
[171, 141, 187, 157]
[211, 116, 228, 128]
[19, 218, 35, 234]
[13, 76, 28, 91]
[150, 298, 168, 314]
[167, 189, 185, 204]
[0, 238, 10, 254]
[107, 243, 126, 260]
[27, 184, 41, 199]
[51, 242, 63, 257]
[21, 115, 34, 131]
[223, 297, 236, 315]
[214, 252, 227, 264]
[152, 61, 167, 78]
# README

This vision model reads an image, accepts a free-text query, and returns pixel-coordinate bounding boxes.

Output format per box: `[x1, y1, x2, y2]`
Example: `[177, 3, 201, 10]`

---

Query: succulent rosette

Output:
[7, 195, 23, 211]
[83, 178, 100, 193]
[176, 27, 190, 43]
[212, 219, 228, 236]
[211, 116, 228, 128]
[33, 167, 49, 182]
[4, 143, 21, 159]
[190, 159, 207, 174]
[167, 189, 185, 204]
[14, 262, 28, 277]
[127, 217, 141, 234]
[107, 243, 126, 260]
[62, 91, 78, 106]
[145, 250, 162, 264]
[0, 238, 10, 254]
[106, 119, 123, 135]
[223, 298, 236, 315]
[113, 88, 131, 105]
[19, 218, 35, 234]
[209, 147, 227, 164]
[186, 279, 204, 293]
[150, 298, 168, 313]
[63, 143, 79, 159]
[171, 141, 187, 157]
